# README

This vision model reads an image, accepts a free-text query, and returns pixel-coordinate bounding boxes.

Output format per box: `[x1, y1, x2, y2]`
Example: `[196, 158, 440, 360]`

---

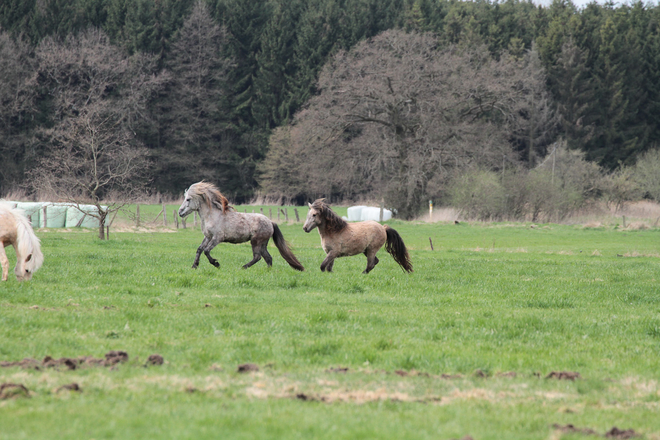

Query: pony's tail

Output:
[385, 226, 413, 273]
[272, 223, 305, 271]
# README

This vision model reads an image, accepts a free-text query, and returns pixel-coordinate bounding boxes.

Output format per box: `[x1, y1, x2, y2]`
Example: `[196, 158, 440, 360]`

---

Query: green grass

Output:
[1, 220, 660, 439]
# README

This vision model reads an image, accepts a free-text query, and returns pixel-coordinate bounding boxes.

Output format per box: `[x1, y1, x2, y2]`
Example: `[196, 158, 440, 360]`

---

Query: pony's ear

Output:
[26, 254, 32, 262]
[308, 203, 312, 208]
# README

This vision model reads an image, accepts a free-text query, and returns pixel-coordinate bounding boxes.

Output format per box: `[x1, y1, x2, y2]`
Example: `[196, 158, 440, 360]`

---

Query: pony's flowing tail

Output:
[272, 223, 305, 271]
[385, 226, 413, 273]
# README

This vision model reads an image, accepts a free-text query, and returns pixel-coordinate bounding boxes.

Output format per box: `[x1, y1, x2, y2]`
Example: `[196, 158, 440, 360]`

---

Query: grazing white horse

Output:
[0, 202, 44, 281]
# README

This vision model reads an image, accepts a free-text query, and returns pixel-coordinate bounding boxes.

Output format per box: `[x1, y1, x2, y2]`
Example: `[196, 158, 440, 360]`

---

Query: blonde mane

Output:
[187, 182, 234, 213]
[0, 202, 44, 273]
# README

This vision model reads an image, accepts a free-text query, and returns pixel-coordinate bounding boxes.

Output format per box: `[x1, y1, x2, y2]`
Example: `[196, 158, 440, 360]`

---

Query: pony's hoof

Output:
[211, 261, 220, 268]
[241, 265, 248, 269]
[191, 264, 198, 269]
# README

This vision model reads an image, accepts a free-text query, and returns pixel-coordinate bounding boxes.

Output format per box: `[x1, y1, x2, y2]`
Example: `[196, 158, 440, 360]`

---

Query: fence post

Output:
[260, 207, 264, 216]
[277, 209, 280, 222]
[136, 205, 140, 227]
[41, 205, 47, 228]
[163, 202, 167, 227]
[284, 208, 289, 222]
[294, 208, 299, 222]
[269, 208, 272, 219]
[173, 211, 179, 229]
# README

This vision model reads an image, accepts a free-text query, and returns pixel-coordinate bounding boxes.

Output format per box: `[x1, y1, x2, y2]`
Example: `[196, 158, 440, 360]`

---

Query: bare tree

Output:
[28, 29, 165, 239]
[261, 30, 551, 217]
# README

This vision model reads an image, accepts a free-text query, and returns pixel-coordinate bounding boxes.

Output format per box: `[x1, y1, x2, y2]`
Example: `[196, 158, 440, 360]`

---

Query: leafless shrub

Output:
[633, 148, 660, 202]
[447, 145, 609, 221]
[601, 167, 641, 213]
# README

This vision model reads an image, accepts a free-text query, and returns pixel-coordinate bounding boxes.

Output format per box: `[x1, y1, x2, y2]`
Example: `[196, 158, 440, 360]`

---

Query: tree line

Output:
[1, 0, 660, 217]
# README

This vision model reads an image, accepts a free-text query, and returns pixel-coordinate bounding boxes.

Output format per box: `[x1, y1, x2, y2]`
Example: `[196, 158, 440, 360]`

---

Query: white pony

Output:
[0, 202, 44, 281]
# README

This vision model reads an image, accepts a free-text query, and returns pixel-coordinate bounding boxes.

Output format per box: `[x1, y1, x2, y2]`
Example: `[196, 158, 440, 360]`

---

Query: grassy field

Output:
[1, 216, 660, 439]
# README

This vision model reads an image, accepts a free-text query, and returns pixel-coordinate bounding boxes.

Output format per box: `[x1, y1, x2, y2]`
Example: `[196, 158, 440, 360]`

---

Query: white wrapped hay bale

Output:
[15, 202, 43, 228]
[41, 203, 68, 228]
[347, 205, 367, 221]
[360, 207, 392, 221]
[65, 205, 107, 228]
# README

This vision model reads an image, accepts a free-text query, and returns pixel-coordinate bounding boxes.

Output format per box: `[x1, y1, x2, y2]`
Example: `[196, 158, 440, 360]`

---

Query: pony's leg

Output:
[362, 250, 380, 274]
[243, 238, 263, 269]
[203, 236, 224, 268]
[320, 251, 338, 272]
[0, 246, 8, 281]
[192, 237, 210, 269]
[260, 241, 273, 267]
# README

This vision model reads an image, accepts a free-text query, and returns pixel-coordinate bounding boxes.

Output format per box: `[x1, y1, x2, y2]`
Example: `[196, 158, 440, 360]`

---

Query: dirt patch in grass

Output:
[1, 351, 129, 370]
[56, 383, 81, 393]
[552, 424, 598, 436]
[605, 427, 638, 439]
[546, 371, 581, 381]
[0, 383, 29, 399]
[237, 363, 259, 373]
[552, 424, 638, 439]
[145, 354, 164, 366]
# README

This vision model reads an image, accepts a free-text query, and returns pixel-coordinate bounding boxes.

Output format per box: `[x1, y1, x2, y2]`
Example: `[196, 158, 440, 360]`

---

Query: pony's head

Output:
[303, 199, 347, 234]
[179, 182, 233, 218]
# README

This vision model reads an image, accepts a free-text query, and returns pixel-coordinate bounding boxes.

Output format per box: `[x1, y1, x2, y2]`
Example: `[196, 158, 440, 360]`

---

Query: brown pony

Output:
[303, 199, 412, 274]
[178, 182, 304, 271]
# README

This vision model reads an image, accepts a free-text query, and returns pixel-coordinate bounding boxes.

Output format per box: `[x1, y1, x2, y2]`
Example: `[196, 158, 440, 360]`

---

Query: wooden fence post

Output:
[41, 205, 47, 228]
[269, 208, 272, 219]
[260, 207, 264, 215]
[136, 205, 140, 227]
[294, 208, 299, 222]
[277, 209, 280, 222]
[163, 202, 167, 227]
[173, 211, 179, 229]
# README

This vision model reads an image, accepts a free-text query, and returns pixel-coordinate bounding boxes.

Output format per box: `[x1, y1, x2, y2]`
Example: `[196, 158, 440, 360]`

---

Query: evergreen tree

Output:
[252, 0, 300, 128]
[154, 0, 234, 192]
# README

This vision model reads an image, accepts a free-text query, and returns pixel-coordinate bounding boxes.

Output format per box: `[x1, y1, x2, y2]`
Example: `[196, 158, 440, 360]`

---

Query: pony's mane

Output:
[311, 199, 347, 233]
[188, 182, 235, 213]
[0, 202, 44, 272]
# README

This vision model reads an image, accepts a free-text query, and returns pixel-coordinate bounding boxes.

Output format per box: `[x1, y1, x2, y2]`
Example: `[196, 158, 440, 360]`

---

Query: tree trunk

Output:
[98, 211, 107, 240]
